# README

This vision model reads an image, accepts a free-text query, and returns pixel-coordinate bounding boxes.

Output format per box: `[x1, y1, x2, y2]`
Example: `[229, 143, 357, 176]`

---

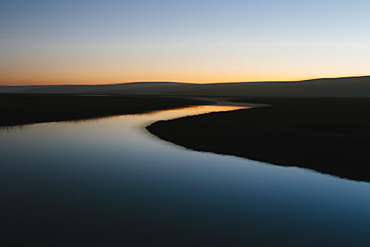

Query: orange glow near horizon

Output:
[1, 71, 369, 86]
[2, 56, 370, 86]
[2, 44, 369, 86]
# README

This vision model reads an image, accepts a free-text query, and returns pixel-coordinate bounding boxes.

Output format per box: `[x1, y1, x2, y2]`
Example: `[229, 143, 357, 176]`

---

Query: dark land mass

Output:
[147, 97, 370, 182]
[0, 94, 210, 127]
[1, 75, 370, 98]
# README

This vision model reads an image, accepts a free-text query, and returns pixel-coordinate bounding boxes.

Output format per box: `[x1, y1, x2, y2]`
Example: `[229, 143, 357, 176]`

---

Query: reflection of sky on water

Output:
[1, 105, 370, 246]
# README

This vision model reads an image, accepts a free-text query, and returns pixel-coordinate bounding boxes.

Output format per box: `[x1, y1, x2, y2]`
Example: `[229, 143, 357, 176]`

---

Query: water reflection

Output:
[1, 105, 370, 246]
[0, 124, 30, 134]
[0, 105, 249, 134]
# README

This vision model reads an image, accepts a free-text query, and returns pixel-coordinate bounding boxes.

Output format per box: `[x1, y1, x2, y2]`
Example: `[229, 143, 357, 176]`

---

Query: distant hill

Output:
[1, 76, 370, 97]
[0, 82, 183, 94]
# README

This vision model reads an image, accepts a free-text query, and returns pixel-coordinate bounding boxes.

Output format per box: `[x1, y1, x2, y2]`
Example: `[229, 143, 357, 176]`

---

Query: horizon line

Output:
[1, 74, 370, 87]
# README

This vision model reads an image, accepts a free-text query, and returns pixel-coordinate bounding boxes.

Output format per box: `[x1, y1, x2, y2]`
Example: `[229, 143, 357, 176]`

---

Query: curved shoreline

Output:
[2, 94, 370, 182]
[0, 94, 212, 127]
[147, 97, 370, 183]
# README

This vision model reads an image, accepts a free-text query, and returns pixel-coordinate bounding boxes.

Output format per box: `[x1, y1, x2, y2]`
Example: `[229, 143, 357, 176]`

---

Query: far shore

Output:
[0, 94, 211, 127]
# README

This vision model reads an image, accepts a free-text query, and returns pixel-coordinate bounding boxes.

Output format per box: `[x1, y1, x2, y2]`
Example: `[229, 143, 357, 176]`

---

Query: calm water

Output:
[1, 105, 370, 247]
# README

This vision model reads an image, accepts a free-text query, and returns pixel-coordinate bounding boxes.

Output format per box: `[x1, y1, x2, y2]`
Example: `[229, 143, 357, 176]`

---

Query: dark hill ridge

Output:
[1, 75, 370, 97]
[0, 81, 184, 94]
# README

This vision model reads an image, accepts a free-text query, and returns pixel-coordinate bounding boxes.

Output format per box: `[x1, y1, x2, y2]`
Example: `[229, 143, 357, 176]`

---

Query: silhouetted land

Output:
[0, 94, 209, 127]
[147, 97, 370, 182]
[1, 75, 370, 98]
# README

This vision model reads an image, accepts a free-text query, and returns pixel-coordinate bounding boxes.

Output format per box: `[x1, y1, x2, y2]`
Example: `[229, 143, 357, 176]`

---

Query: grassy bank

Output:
[0, 94, 210, 127]
[147, 97, 370, 182]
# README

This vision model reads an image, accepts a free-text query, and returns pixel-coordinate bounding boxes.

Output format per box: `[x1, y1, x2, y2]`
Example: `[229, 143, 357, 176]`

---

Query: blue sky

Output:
[1, 0, 369, 85]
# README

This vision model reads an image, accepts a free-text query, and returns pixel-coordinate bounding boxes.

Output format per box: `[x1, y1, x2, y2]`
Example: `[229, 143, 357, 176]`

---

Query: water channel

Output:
[1, 105, 370, 246]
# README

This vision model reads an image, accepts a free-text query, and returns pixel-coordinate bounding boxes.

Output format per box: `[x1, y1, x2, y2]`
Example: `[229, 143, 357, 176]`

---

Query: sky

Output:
[1, 0, 370, 85]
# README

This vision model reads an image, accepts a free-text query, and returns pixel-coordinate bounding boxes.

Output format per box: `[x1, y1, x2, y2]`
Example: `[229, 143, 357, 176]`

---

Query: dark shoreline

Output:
[0, 94, 211, 127]
[147, 97, 370, 182]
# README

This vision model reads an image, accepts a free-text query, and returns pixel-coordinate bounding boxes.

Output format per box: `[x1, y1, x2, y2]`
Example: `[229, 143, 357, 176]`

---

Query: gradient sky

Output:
[1, 0, 370, 85]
